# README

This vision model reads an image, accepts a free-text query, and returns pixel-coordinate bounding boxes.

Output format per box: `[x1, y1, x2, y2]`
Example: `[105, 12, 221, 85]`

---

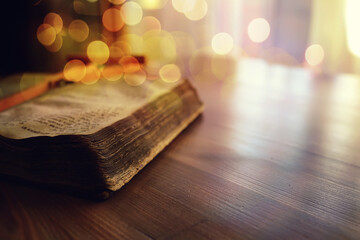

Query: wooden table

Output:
[1, 58, 360, 239]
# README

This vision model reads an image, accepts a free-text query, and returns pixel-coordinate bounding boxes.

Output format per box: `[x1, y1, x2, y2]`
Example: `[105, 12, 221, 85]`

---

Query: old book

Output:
[0, 77, 203, 199]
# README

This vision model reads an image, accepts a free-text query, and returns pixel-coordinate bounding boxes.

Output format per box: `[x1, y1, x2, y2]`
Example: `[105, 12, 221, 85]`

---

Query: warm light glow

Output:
[137, 0, 168, 9]
[108, 0, 126, 5]
[45, 34, 63, 52]
[87, 41, 110, 65]
[119, 34, 144, 55]
[44, 13, 63, 34]
[63, 60, 86, 82]
[184, 0, 207, 21]
[119, 56, 141, 73]
[248, 18, 270, 43]
[211, 32, 234, 55]
[171, 0, 187, 13]
[110, 41, 132, 60]
[143, 30, 177, 64]
[68, 20, 89, 42]
[131, 16, 161, 36]
[102, 8, 125, 32]
[82, 64, 101, 85]
[345, 0, 360, 57]
[124, 69, 146, 86]
[171, 31, 196, 58]
[305, 44, 325, 66]
[120, 2, 143, 26]
[159, 64, 181, 83]
[37, 24, 56, 46]
[102, 65, 124, 81]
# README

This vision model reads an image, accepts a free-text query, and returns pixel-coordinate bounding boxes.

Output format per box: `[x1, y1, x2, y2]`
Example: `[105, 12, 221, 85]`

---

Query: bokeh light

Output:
[345, 0, 360, 57]
[110, 41, 132, 60]
[108, 0, 126, 5]
[248, 18, 270, 43]
[118, 34, 144, 55]
[63, 60, 86, 82]
[136, 0, 168, 10]
[102, 65, 124, 81]
[131, 16, 161, 36]
[81, 64, 101, 85]
[211, 32, 234, 55]
[119, 56, 141, 73]
[45, 34, 63, 52]
[124, 69, 146, 86]
[87, 41, 110, 65]
[159, 64, 181, 83]
[171, 0, 187, 13]
[68, 20, 89, 42]
[184, 0, 208, 21]
[305, 44, 325, 66]
[37, 24, 56, 46]
[143, 30, 177, 64]
[43, 13, 63, 34]
[102, 8, 125, 32]
[120, 2, 143, 26]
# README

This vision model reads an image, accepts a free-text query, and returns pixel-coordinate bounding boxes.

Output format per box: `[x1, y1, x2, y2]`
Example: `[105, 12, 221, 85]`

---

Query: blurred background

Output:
[0, 0, 359, 86]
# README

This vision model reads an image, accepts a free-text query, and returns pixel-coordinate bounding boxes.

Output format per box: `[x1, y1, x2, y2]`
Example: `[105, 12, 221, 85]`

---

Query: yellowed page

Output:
[0, 78, 179, 139]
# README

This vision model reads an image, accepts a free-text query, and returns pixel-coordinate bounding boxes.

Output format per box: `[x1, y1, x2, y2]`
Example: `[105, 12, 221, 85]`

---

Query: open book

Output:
[0, 77, 203, 199]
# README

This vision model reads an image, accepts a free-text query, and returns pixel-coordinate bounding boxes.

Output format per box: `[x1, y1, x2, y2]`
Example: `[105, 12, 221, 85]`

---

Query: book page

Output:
[0, 78, 179, 139]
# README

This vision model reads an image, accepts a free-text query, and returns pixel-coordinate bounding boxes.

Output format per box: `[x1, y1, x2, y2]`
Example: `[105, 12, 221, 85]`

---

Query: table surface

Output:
[1, 58, 360, 239]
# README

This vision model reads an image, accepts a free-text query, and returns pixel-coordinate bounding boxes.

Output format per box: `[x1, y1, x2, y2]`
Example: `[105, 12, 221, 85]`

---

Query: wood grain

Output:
[1, 58, 360, 239]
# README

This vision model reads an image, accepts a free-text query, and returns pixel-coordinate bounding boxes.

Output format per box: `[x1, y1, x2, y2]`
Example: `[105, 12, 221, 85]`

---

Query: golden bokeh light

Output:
[124, 69, 146, 86]
[102, 8, 124, 32]
[305, 44, 325, 66]
[184, 0, 208, 21]
[136, 0, 168, 9]
[248, 18, 270, 43]
[43, 13, 63, 34]
[118, 34, 144, 55]
[345, 0, 360, 57]
[211, 32, 234, 55]
[68, 20, 89, 42]
[144, 61, 163, 80]
[37, 24, 57, 46]
[110, 41, 132, 60]
[45, 34, 63, 52]
[63, 60, 86, 82]
[87, 40, 110, 65]
[159, 64, 181, 83]
[143, 30, 177, 64]
[120, 2, 143, 26]
[82, 64, 101, 85]
[108, 0, 126, 5]
[131, 16, 161, 36]
[102, 65, 124, 81]
[119, 56, 141, 73]
[171, 0, 187, 13]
